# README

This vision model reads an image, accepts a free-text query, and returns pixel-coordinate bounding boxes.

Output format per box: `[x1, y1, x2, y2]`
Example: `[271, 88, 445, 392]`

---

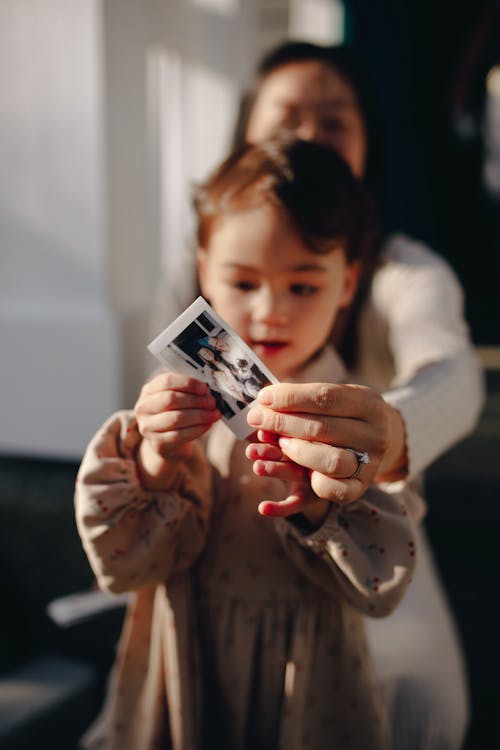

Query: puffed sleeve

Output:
[275, 483, 423, 617]
[75, 410, 213, 594]
[368, 236, 485, 479]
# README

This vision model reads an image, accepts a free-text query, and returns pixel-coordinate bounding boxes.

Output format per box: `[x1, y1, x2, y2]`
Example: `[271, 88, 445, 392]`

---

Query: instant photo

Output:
[147, 297, 279, 439]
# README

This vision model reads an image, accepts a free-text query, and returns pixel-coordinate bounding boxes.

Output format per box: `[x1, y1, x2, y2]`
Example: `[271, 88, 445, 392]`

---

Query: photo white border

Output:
[147, 296, 279, 439]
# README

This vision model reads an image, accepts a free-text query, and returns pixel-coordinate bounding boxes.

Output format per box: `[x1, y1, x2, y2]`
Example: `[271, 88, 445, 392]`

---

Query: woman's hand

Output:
[134, 372, 220, 488]
[245, 382, 407, 515]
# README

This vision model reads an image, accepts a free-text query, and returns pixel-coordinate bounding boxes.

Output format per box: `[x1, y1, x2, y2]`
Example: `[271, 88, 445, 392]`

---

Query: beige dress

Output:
[75, 348, 423, 750]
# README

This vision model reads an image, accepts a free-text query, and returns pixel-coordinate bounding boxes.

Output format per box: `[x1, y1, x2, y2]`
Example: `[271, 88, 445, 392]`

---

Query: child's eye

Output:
[290, 284, 318, 296]
[232, 280, 255, 292]
[281, 107, 301, 128]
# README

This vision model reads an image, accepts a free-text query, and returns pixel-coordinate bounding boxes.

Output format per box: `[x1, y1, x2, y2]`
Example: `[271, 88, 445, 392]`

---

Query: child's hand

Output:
[135, 372, 220, 486]
[245, 431, 330, 526]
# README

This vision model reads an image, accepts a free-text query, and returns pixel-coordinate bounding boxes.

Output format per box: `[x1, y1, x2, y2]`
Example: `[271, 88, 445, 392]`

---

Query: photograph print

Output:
[147, 297, 278, 439]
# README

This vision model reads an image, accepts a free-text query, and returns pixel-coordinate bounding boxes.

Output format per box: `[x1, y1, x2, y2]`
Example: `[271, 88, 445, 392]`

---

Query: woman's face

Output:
[245, 61, 367, 178]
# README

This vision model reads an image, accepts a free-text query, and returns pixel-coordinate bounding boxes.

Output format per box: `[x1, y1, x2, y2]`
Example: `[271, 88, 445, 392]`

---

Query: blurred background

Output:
[0, 1, 498, 748]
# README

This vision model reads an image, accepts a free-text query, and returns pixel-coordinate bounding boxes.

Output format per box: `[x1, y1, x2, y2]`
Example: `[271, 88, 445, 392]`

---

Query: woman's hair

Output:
[194, 135, 377, 267]
[231, 40, 383, 200]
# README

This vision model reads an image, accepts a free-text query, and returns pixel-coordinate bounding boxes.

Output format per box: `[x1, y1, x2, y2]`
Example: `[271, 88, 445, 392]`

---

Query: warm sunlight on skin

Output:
[246, 61, 367, 178]
[197, 202, 359, 381]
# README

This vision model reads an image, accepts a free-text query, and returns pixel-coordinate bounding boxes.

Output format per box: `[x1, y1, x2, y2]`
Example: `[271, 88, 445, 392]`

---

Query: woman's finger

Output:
[276, 437, 376, 504]
[257, 382, 385, 420]
[309, 473, 363, 505]
[248, 407, 384, 455]
[278, 437, 368, 479]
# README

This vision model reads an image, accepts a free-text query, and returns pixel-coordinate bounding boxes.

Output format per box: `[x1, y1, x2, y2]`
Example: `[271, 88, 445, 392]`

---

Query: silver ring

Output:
[346, 448, 370, 479]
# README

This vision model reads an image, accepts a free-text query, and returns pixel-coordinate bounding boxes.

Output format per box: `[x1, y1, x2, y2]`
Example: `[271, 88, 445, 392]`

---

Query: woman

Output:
[158, 41, 483, 749]
[235, 41, 483, 750]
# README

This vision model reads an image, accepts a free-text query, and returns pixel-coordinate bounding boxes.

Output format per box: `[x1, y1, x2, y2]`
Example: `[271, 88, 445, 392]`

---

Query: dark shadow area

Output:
[347, 0, 500, 347]
[0, 456, 125, 749]
[425, 369, 500, 750]
[341, 13, 500, 736]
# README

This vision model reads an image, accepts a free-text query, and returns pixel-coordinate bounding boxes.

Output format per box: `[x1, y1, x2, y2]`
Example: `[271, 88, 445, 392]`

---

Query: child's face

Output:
[198, 202, 359, 380]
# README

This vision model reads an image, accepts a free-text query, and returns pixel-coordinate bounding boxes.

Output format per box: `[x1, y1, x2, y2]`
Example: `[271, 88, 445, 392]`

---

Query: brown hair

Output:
[194, 135, 377, 266]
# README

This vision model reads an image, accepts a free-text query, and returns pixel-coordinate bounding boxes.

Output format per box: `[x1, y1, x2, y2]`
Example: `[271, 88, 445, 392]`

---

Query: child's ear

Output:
[197, 248, 212, 299]
[339, 260, 362, 308]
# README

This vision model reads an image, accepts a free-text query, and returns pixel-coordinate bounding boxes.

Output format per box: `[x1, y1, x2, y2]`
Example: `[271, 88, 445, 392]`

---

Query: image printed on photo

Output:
[147, 297, 279, 439]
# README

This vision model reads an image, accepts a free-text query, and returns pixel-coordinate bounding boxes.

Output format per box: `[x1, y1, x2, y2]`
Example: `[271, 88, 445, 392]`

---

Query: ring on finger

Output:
[345, 448, 370, 479]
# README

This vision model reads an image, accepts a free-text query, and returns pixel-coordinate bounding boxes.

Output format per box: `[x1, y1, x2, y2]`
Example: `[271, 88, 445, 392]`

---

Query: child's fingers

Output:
[136, 373, 219, 460]
[151, 421, 217, 453]
[252, 459, 307, 483]
[258, 480, 330, 524]
[142, 372, 209, 397]
[258, 493, 307, 517]
[256, 429, 280, 445]
[139, 389, 216, 416]
[141, 407, 220, 437]
[245, 442, 284, 462]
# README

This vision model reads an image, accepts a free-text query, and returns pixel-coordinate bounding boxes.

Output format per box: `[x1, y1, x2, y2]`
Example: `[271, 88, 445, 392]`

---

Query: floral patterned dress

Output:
[75, 348, 423, 750]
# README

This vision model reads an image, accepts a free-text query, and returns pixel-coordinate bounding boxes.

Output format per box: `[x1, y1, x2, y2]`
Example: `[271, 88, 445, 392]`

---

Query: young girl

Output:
[75, 137, 423, 750]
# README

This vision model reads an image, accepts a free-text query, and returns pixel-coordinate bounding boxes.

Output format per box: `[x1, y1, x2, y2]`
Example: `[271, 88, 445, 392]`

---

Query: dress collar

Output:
[287, 346, 347, 385]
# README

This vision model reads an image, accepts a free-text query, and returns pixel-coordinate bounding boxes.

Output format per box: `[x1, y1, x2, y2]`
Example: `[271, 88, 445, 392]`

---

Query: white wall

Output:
[0, 0, 120, 459]
[0, 0, 342, 460]
[0, 0, 259, 460]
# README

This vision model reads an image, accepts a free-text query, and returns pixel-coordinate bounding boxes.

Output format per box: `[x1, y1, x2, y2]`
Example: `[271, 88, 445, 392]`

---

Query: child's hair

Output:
[193, 135, 378, 266]
[231, 40, 383, 201]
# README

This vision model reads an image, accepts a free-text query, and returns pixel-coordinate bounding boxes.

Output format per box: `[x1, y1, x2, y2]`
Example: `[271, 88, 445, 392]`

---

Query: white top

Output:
[155, 233, 485, 481]
[354, 233, 484, 479]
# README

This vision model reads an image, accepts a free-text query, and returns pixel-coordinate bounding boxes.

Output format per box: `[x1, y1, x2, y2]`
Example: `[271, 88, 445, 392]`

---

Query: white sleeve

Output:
[368, 236, 485, 479]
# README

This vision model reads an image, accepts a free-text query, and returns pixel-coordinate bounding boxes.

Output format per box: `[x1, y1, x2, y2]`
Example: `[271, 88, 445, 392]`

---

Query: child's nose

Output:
[253, 287, 288, 325]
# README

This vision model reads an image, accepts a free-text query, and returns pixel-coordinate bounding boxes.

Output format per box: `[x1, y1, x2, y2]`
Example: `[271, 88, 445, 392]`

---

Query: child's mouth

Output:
[252, 341, 288, 356]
